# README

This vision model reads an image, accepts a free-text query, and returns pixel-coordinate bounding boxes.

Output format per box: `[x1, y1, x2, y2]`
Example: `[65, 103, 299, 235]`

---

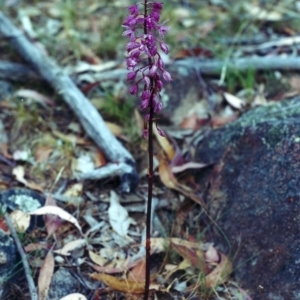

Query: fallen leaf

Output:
[89, 251, 107, 267]
[171, 162, 208, 173]
[223, 92, 245, 110]
[44, 195, 62, 238]
[38, 250, 54, 300]
[30, 205, 82, 234]
[94, 149, 106, 168]
[52, 130, 90, 146]
[25, 243, 50, 252]
[59, 293, 87, 300]
[128, 259, 146, 282]
[64, 183, 83, 197]
[153, 126, 175, 161]
[35, 146, 53, 163]
[205, 252, 232, 288]
[108, 191, 136, 238]
[12, 165, 44, 192]
[15, 89, 54, 106]
[90, 273, 145, 294]
[54, 239, 86, 256]
[105, 122, 124, 137]
[158, 155, 205, 207]
[171, 239, 204, 269]
[9, 210, 30, 233]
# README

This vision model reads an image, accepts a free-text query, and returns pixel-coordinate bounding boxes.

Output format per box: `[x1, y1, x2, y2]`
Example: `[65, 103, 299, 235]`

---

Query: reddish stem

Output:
[144, 1, 154, 299]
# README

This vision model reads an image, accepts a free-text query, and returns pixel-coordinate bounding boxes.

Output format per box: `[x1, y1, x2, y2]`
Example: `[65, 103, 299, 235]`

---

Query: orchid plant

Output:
[122, 1, 171, 298]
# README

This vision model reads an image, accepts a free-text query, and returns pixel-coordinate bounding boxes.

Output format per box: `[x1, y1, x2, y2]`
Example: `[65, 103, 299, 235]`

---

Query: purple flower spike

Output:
[123, 1, 171, 137]
[128, 4, 139, 15]
[127, 71, 137, 81]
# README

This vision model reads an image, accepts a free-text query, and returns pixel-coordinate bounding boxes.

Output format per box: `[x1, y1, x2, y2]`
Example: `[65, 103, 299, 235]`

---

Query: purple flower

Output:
[149, 65, 158, 77]
[129, 84, 138, 95]
[158, 22, 170, 39]
[126, 58, 138, 70]
[162, 70, 172, 82]
[157, 57, 164, 69]
[128, 4, 138, 15]
[123, 2, 171, 137]
[141, 90, 151, 101]
[160, 42, 169, 54]
[154, 101, 162, 113]
[127, 71, 137, 81]
[152, 2, 163, 11]
[156, 80, 163, 91]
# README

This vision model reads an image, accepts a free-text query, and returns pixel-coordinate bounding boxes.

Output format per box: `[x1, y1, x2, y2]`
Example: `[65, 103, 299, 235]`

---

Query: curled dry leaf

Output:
[90, 273, 145, 294]
[12, 165, 44, 192]
[205, 252, 232, 288]
[30, 205, 82, 234]
[38, 250, 55, 300]
[158, 155, 205, 207]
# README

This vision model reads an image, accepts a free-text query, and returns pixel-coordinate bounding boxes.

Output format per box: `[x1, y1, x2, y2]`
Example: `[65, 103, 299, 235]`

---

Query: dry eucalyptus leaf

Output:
[108, 191, 136, 238]
[30, 205, 82, 234]
[54, 239, 86, 256]
[38, 250, 54, 300]
[90, 273, 145, 294]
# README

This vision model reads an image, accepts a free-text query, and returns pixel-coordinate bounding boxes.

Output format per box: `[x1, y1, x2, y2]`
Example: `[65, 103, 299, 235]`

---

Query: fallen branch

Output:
[171, 55, 300, 74]
[0, 60, 39, 82]
[0, 12, 138, 192]
[3, 53, 300, 85]
[4, 213, 38, 300]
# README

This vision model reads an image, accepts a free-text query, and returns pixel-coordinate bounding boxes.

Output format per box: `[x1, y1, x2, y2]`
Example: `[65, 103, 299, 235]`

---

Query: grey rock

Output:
[47, 268, 79, 300]
[0, 230, 17, 298]
[194, 96, 300, 299]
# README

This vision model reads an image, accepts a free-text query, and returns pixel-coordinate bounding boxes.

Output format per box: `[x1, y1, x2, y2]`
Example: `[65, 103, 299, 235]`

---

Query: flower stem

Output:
[144, 2, 153, 299]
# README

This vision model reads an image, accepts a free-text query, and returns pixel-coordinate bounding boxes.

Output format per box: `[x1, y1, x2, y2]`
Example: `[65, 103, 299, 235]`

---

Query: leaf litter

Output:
[3, 0, 298, 298]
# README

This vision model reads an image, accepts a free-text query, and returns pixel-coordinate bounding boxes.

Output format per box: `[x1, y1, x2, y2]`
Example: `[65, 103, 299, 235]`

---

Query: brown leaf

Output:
[171, 240, 204, 269]
[44, 195, 62, 238]
[38, 250, 55, 300]
[127, 259, 146, 282]
[158, 155, 205, 207]
[35, 146, 53, 163]
[90, 273, 145, 294]
[205, 253, 232, 288]
[154, 126, 175, 161]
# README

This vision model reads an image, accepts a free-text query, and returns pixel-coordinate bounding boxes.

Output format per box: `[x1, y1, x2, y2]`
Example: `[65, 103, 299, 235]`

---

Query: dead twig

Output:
[0, 12, 138, 192]
[4, 213, 38, 300]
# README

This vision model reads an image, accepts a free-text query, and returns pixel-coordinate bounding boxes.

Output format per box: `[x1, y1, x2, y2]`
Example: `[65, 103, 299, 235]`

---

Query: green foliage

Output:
[226, 68, 256, 94]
